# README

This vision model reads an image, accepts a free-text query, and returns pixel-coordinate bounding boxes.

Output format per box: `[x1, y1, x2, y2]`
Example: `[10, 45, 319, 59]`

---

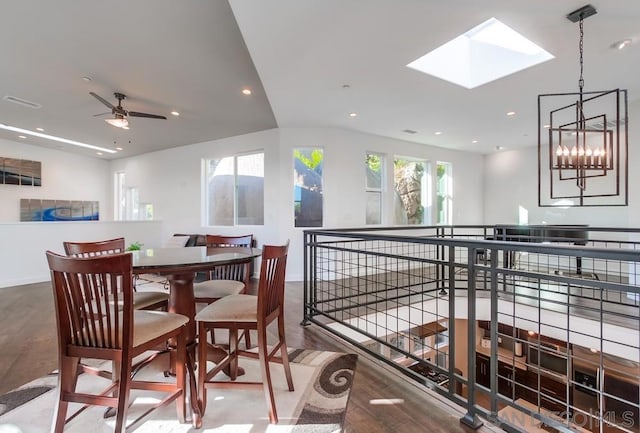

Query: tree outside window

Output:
[393, 157, 429, 225]
[294, 148, 323, 227]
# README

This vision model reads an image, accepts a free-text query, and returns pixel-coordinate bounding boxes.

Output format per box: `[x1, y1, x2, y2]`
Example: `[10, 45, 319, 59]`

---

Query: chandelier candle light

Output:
[538, 4, 628, 207]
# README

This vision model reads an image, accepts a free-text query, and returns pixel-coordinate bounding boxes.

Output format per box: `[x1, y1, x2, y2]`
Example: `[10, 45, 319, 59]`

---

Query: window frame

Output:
[365, 151, 385, 225]
[436, 161, 453, 225]
[392, 155, 431, 225]
[293, 147, 324, 228]
[203, 150, 265, 227]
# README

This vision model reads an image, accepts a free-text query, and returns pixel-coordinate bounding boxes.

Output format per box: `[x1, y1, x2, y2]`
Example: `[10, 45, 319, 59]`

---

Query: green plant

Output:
[294, 149, 323, 171]
[126, 241, 143, 251]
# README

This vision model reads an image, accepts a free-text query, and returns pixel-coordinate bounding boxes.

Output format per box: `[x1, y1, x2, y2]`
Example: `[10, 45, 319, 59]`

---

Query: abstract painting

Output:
[20, 199, 99, 221]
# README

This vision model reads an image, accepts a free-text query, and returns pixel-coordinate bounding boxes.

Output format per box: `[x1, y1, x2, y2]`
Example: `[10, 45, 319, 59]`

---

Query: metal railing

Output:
[303, 225, 640, 433]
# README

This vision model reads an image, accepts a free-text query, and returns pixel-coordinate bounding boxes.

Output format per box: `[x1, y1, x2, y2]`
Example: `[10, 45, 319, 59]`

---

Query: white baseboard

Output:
[0, 274, 50, 289]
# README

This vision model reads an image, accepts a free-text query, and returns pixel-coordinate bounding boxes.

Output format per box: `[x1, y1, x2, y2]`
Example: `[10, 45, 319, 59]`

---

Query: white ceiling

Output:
[1, 1, 638, 159]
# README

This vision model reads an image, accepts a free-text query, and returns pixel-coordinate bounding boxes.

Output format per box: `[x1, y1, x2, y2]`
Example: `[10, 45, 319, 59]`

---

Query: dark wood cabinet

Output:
[476, 353, 527, 401]
[604, 372, 639, 428]
[497, 360, 527, 400]
[476, 353, 490, 388]
[523, 370, 571, 413]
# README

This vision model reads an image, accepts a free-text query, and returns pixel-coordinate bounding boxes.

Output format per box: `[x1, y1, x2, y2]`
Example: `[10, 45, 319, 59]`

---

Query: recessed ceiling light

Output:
[36, 127, 44, 132]
[0, 123, 116, 153]
[496, 145, 505, 151]
[472, 140, 478, 143]
[342, 84, 351, 89]
[116, 147, 123, 151]
[612, 39, 632, 50]
[434, 131, 442, 135]
[96, 152, 103, 156]
[171, 111, 180, 116]
[242, 88, 252, 95]
[349, 112, 357, 117]
[18, 135, 26, 139]
[82, 76, 92, 82]
[507, 111, 516, 116]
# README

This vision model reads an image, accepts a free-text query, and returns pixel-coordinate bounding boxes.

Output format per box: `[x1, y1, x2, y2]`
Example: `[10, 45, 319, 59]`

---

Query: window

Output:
[393, 157, 430, 225]
[366, 152, 384, 225]
[294, 148, 323, 227]
[114, 172, 146, 220]
[205, 152, 264, 226]
[114, 171, 125, 220]
[436, 162, 452, 225]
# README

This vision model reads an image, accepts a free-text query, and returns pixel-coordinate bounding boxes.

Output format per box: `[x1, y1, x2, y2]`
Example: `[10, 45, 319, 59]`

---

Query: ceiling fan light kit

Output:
[90, 91, 167, 130]
[105, 116, 128, 128]
[537, 4, 628, 207]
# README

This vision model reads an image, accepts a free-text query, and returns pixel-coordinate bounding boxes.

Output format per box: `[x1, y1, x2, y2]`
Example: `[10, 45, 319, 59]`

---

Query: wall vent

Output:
[2, 95, 42, 109]
[403, 129, 417, 134]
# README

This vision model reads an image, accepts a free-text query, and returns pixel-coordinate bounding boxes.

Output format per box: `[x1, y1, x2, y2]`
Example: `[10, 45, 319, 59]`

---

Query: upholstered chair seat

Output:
[196, 294, 257, 323]
[193, 279, 245, 300]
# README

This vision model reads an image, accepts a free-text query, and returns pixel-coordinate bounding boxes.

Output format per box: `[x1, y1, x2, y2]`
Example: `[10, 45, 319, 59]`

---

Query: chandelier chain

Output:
[579, 17, 584, 92]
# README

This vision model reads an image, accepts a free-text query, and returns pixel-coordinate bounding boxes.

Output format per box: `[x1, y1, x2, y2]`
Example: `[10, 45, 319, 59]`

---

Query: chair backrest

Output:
[205, 234, 253, 248]
[205, 235, 254, 283]
[256, 242, 289, 324]
[46, 251, 134, 350]
[63, 237, 126, 257]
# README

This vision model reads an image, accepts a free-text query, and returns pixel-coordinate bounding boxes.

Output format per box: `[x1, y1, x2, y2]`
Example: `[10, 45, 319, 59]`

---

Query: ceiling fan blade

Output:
[93, 111, 111, 117]
[89, 92, 115, 110]
[128, 111, 167, 120]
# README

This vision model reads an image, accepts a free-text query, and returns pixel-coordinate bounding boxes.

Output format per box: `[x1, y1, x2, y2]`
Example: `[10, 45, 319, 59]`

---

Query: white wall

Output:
[0, 137, 169, 287]
[0, 138, 111, 221]
[110, 127, 486, 280]
[0, 220, 163, 288]
[483, 99, 639, 227]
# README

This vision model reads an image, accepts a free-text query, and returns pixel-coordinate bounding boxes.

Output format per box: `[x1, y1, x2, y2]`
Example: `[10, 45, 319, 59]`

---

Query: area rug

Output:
[0, 349, 357, 433]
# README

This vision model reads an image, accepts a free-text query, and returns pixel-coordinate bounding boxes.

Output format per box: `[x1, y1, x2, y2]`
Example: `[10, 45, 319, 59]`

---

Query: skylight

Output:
[407, 18, 554, 89]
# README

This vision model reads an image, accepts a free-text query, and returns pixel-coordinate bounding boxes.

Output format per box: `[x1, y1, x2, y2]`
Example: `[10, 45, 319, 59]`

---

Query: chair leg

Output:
[51, 355, 80, 433]
[257, 327, 278, 424]
[228, 327, 239, 381]
[278, 317, 294, 392]
[175, 330, 187, 423]
[114, 355, 132, 433]
[197, 321, 208, 416]
[243, 328, 252, 349]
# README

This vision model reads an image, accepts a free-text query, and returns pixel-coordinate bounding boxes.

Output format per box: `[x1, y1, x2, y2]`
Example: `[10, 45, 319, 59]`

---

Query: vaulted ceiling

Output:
[1, 0, 638, 159]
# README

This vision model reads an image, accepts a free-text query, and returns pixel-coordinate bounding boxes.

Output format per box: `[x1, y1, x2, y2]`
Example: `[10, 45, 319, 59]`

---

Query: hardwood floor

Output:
[0, 280, 495, 433]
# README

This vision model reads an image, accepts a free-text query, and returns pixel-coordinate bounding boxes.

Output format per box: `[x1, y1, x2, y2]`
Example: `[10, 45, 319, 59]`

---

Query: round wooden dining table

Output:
[131, 246, 262, 427]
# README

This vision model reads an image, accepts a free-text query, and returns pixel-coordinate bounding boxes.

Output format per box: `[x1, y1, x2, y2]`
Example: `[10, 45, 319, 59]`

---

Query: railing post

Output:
[447, 244, 457, 395]
[489, 247, 499, 416]
[301, 231, 312, 326]
[461, 246, 484, 429]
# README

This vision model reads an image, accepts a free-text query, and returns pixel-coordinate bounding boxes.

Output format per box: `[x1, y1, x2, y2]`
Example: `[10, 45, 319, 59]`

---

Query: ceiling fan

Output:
[90, 92, 167, 129]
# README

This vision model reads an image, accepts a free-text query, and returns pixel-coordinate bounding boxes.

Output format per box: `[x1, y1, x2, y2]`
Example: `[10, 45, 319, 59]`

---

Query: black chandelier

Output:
[538, 4, 628, 207]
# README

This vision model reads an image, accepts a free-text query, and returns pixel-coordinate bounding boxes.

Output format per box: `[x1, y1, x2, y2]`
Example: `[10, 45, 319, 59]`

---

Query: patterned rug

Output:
[0, 349, 357, 433]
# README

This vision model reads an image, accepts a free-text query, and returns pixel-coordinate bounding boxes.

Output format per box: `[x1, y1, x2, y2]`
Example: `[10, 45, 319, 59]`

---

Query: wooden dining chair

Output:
[63, 238, 169, 311]
[195, 242, 293, 424]
[46, 251, 189, 433]
[194, 234, 254, 345]
[193, 234, 254, 304]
